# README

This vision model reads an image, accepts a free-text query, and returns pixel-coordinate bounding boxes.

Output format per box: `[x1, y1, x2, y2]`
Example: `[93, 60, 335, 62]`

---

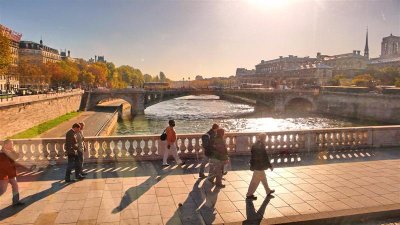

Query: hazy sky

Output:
[1, 0, 399, 80]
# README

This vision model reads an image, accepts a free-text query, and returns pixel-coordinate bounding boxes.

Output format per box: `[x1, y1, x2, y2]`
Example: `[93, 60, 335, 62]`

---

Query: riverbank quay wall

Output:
[3, 125, 400, 166]
[316, 92, 400, 124]
[0, 90, 83, 139]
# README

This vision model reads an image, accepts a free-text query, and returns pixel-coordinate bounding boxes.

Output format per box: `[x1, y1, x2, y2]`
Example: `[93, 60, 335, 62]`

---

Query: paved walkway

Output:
[39, 100, 124, 138]
[0, 149, 399, 225]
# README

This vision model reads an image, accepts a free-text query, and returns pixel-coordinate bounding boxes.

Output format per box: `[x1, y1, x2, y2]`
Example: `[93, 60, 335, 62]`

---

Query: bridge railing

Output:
[2, 125, 400, 165]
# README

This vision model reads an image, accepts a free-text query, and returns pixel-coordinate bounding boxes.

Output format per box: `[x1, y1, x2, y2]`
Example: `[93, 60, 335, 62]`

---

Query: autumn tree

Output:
[88, 62, 108, 87]
[18, 60, 43, 89]
[143, 74, 152, 82]
[352, 74, 375, 87]
[0, 33, 12, 76]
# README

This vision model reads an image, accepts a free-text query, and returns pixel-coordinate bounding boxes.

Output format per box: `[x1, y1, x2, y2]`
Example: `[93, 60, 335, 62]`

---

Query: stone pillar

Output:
[305, 132, 317, 152]
[131, 94, 145, 116]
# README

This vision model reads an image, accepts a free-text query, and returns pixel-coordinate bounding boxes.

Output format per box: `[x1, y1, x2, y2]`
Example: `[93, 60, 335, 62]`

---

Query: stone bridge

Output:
[81, 88, 319, 116]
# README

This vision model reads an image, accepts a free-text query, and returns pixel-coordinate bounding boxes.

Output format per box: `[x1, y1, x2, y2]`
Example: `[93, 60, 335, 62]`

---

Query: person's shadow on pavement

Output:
[0, 181, 70, 220]
[242, 195, 274, 225]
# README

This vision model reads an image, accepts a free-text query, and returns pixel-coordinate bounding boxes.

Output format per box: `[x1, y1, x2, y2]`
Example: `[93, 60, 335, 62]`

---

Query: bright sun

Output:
[247, 0, 290, 9]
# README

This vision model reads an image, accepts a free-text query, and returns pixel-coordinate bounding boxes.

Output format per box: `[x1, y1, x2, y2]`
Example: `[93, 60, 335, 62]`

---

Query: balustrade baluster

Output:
[143, 139, 150, 156]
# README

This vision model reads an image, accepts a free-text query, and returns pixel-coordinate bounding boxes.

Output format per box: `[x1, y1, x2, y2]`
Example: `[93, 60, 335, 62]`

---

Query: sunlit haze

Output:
[1, 0, 399, 80]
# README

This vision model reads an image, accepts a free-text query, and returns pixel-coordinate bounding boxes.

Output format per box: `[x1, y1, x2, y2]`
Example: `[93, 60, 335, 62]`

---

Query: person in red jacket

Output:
[162, 120, 185, 166]
[0, 139, 24, 206]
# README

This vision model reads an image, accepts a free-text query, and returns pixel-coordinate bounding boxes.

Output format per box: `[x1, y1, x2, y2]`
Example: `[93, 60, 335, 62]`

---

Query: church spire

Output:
[364, 27, 369, 59]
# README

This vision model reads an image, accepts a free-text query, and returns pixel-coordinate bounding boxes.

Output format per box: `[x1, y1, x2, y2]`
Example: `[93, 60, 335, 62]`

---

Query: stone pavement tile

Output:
[98, 221, 120, 225]
[63, 200, 86, 210]
[293, 190, 316, 201]
[273, 177, 291, 185]
[351, 195, 381, 207]
[138, 203, 161, 216]
[90, 182, 106, 190]
[66, 193, 88, 201]
[169, 187, 189, 195]
[100, 198, 121, 209]
[120, 218, 140, 225]
[276, 206, 300, 217]
[225, 191, 244, 202]
[233, 200, 247, 210]
[159, 205, 178, 219]
[215, 191, 229, 201]
[334, 186, 362, 197]
[312, 183, 335, 192]
[139, 215, 163, 225]
[224, 173, 243, 182]
[33, 212, 58, 225]
[371, 196, 395, 205]
[55, 209, 81, 224]
[277, 193, 304, 205]
[162, 216, 182, 225]
[283, 183, 302, 192]
[138, 194, 158, 204]
[262, 205, 285, 219]
[84, 197, 102, 208]
[121, 209, 139, 220]
[155, 187, 171, 197]
[273, 185, 291, 194]
[172, 194, 194, 206]
[43, 202, 64, 213]
[296, 183, 322, 192]
[12, 209, 42, 224]
[97, 209, 120, 223]
[79, 207, 100, 220]
[270, 196, 289, 208]
[154, 180, 169, 188]
[103, 190, 123, 199]
[306, 200, 333, 212]
[324, 200, 352, 211]
[220, 211, 245, 223]
[157, 196, 175, 206]
[49, 193, 69, 203]
[290, 202, 319, 215]
[215, 200, 239, 213]
[230, 181, 249, 188]
[339, 198, 364, 209]
[76, 219, 97, 225]
[105, 183, 123, 191]
[327, 191, 348, 200]
[286, 177, 308, 184]
[381, 193, 400, 204]
[87, 190, 104, 198]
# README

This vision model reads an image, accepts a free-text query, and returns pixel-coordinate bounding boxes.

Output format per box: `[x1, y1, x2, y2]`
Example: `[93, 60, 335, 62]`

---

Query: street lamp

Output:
[182, 77, 185, 88]
[188, 77, 190, 89]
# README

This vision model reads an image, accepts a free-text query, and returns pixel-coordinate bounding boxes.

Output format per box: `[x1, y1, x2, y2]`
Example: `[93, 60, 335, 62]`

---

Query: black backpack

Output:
[201, 133, 211, 149]
[160, 129, 167, 141]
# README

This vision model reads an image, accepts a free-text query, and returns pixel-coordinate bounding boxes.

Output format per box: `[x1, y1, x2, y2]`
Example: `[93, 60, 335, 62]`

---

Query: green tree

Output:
[374, 67, 400, 85]
[0, 33, 12, 76]
[352, 74, 374, 87]
[143, 74, 152, 82]
[117, 65, 144, 87]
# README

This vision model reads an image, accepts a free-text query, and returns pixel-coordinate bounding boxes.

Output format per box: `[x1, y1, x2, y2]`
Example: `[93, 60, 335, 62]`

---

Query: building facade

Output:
[19, 40, 61, 65]
[317, 50, 368, 77]
[368, 34, 400, 70]
[0, 24, 22, 93]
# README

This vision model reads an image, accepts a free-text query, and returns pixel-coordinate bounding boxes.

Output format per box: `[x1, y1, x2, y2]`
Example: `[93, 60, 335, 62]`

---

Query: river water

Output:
[113, 95, 379, 135]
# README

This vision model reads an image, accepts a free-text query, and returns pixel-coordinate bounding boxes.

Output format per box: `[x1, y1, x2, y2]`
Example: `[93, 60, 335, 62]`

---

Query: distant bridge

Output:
[81, 88, 319, 116]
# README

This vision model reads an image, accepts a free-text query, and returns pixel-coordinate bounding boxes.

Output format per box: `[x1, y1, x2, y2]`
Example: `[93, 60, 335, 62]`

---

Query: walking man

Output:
[162, 120, 185, 166]
[246, 133, 275, 200]
[0, 139, 24, 206]
[77, 122, 87, 176]
[65, 123, 85, 182]
[199, 123, 219, 178]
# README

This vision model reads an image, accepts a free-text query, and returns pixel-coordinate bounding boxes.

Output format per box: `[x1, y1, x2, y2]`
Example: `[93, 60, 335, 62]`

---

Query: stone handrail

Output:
[2, 125, 400, 166]
[0, 89, 84, 108]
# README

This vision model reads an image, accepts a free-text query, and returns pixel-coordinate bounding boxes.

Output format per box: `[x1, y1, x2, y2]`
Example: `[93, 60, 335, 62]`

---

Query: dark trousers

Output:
[65, 155, 81, 180]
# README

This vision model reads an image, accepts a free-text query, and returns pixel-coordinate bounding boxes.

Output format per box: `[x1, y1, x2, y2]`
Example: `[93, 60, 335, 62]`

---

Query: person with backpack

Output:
[199, 123, 219, 178]
[246, 133, 275, 200]
[208, 128, 228, 188]
[161, 120, 185, 166]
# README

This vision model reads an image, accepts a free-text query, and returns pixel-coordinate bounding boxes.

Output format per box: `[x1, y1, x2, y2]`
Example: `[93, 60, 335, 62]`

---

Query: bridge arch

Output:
[283, 96, 316, 112]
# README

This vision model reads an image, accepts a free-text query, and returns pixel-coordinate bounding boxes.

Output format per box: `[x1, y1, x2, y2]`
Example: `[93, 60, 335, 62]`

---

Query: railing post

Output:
[305, 131, 317, 152]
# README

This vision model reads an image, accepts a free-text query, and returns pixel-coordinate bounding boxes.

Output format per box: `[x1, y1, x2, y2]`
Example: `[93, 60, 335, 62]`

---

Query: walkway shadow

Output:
[0, 181, 70, 220]
[165, 179, 220, 225]
[112, 163, 181, 213]
[242, 195, 274, 225]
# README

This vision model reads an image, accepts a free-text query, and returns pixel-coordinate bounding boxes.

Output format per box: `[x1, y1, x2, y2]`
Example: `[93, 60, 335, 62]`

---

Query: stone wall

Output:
[317, 92, 400, 124]
[0, 92, 83, 139]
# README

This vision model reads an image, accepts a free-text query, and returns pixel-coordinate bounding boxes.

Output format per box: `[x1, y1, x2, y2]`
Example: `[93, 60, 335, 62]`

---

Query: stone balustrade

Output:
[2, 126, 400, 166]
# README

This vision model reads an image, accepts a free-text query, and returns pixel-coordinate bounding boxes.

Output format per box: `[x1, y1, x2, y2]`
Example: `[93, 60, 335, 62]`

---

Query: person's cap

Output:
[212, 124, 219, 129]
